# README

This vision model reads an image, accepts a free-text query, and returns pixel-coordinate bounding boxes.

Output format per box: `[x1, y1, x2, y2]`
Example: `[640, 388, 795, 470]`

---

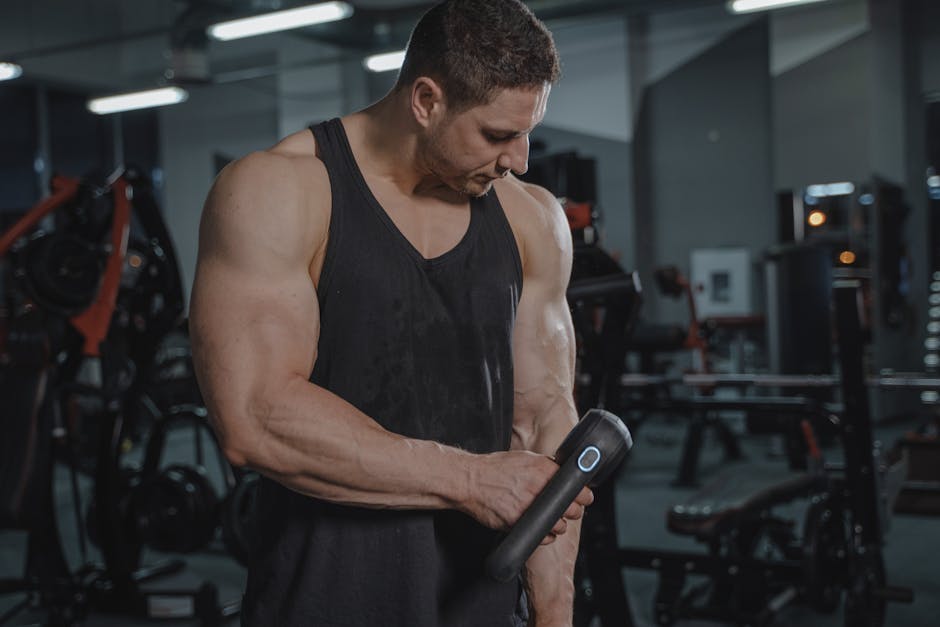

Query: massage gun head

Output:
[554, 409, 633, 486]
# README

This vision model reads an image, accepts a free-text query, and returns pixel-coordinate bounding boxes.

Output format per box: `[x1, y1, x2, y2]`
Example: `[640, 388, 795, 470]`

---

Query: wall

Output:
[770, 0, 869, 75]
[633, 19, 774, 324]
[529, 7, 761, 271]
[923, 0, 940, 96]
[772, 33, 871, 189]
[276, 38, 350, 137]
[159, 79, 279, 305]
[541, 17, 632, 142]
[644, 4, 758, 87]
[278, 62, 346, 136]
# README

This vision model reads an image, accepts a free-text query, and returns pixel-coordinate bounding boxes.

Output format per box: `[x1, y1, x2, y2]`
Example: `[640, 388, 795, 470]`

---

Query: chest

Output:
[368, 179, 471, 261]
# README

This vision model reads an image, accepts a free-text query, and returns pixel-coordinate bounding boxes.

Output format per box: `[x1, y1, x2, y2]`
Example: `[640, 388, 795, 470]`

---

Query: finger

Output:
[551, 518, 568, 536]
[540, 534, 557, 546]
[575, 487, 594, 506]
[563, 502, 585, 521]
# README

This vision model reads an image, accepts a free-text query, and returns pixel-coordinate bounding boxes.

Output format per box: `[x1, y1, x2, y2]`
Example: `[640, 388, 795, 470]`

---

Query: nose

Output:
[497, 135, 530, 176]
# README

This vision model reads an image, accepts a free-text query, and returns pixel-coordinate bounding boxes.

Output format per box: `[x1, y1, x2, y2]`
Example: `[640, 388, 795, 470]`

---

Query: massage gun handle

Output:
[485, 447, 600, 583]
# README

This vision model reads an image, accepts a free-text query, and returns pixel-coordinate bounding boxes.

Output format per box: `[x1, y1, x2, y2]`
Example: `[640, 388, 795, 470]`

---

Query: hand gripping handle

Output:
[485, 409, 632, 582]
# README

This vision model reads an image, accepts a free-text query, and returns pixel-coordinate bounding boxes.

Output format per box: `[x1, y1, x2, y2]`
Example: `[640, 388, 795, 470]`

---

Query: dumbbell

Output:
[485, 409, 632, 582]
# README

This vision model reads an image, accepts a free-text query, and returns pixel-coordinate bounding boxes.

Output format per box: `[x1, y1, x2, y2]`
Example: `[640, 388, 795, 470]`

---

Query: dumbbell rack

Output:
[891, 271, 940, 514]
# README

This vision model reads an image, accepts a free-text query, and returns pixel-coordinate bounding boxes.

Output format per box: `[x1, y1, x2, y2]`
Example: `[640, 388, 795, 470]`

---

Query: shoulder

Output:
[213, 129, 327, 214]
[493, 176, 572, 277]
[201, 130, 330, 262]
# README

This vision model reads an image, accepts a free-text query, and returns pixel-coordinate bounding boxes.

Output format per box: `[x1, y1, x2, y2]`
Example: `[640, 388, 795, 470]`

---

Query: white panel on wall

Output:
[541, 17, 631, 142]
[770, 0, 869, 77]
[691, 248, 752, 318]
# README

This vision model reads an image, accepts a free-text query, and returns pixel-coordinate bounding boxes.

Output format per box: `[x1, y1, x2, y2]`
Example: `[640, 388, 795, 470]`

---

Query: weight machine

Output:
[0, 171, 254, 626]
[619, 265, 745, 488]
[574, 281, 915, 627]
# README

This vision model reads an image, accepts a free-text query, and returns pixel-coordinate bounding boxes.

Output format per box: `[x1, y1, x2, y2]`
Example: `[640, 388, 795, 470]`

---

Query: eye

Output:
[485, 132, 512, 143]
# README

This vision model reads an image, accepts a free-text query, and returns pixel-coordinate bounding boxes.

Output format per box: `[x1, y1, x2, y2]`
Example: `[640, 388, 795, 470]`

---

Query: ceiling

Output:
[0, 0, 727, 93]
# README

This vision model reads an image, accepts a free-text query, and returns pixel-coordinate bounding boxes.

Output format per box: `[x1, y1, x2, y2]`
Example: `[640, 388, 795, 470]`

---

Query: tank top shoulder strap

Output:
[478, 188, 524, 288]
[309, 118, 345, 172]
[308, 118, 356, 205]
[308, 118, 356, 299]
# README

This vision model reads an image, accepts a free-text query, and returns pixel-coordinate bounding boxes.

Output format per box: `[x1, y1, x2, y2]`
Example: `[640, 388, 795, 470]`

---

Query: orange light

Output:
[129, 254, 143, 268]
[807, 210, 827, 227]
[839, 250, 856, 265]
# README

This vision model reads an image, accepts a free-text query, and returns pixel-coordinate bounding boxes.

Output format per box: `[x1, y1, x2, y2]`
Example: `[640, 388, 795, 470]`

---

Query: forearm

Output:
[517, 399, 581, 626]
[509, 180, 584, 625]
[524, 520, 581, 627]
[218, 374, 473, 510]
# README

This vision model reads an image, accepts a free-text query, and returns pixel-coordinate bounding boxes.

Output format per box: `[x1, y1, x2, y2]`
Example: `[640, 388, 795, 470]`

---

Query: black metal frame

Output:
[80, 398, 239, 626]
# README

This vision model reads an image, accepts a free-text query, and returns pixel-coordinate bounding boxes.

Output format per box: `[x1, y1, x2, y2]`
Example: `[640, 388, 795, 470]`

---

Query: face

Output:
[421, 83, 551, 197]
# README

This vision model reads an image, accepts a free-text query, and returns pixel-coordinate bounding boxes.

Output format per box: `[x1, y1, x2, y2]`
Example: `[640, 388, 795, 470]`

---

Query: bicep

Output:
[510, 196, 578, 454]
[189, 162, 321, 451]
[511, 288, 576, 447]
[190, 253, 319, 406]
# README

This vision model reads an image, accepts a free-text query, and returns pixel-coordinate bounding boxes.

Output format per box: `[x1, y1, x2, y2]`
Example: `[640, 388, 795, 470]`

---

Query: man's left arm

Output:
[510, 184, 586, 627]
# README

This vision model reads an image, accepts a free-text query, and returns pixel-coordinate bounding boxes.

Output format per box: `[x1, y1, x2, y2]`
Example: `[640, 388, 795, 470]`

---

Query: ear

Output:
[410, 77, 446, 128]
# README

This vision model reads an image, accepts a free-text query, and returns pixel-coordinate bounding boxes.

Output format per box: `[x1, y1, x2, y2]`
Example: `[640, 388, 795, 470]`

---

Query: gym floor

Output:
[1, 416, 937, 627]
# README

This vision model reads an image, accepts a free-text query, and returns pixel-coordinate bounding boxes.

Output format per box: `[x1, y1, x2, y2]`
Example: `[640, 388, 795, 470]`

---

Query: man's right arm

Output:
[189, 150, 561, 529]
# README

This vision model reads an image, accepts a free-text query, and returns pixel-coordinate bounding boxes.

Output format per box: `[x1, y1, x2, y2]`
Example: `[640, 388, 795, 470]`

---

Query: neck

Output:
[349, 92, 454, 200]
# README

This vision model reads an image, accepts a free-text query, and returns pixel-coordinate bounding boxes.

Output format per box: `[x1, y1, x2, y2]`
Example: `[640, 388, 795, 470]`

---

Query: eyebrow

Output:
[483, 126, 533, 138]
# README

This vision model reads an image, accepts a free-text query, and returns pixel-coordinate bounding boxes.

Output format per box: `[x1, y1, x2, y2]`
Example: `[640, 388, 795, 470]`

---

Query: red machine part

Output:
[0, 175, 131, 357]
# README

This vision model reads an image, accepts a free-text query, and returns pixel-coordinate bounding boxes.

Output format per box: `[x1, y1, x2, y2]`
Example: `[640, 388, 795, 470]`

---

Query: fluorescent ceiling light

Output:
[0, 62, 23, 81]
[364, 50, 406, 73]
[806, 182, 855, 197]
[208, 1, 353, 41]
[87, 86, 189, 115]
[728, 0, 828, 14]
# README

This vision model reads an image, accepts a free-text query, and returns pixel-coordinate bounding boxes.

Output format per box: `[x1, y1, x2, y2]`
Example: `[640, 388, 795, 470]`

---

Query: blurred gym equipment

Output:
[0, 170, 252, 626]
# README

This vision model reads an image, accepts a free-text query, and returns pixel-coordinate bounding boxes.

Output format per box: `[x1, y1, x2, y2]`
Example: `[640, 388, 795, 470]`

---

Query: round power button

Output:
[577, 446, 602, 472]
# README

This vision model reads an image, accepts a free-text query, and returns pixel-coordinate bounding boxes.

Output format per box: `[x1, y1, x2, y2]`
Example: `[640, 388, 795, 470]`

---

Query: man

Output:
[190, 1, 591, 625]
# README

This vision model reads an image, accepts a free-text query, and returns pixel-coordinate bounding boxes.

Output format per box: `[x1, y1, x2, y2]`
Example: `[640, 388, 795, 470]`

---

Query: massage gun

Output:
[485, 409, 632, 582]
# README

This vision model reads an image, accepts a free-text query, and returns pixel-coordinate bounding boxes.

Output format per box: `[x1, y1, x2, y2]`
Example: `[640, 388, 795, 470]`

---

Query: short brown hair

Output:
[395, 0, 560, 110]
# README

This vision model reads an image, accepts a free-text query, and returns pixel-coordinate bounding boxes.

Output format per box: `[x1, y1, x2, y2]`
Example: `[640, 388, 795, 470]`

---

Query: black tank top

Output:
[241, 118, 526, 627]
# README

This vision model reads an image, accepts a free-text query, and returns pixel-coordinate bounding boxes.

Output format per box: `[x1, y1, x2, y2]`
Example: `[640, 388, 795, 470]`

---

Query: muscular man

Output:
[190, 1, 591, 625]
